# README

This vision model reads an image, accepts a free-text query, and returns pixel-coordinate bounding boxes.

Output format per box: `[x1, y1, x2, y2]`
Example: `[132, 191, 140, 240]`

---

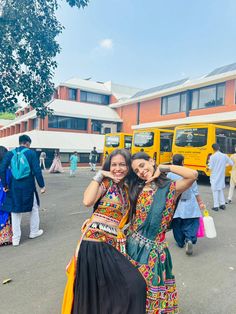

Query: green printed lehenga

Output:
[126, 181, 179, 314]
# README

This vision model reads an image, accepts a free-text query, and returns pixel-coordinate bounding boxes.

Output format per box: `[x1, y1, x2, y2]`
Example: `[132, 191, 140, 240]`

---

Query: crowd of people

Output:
[42, 147, 99, 176]
[0, 134, 235, 313]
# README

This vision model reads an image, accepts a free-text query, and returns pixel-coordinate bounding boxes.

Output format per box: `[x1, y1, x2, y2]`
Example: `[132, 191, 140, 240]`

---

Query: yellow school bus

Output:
[132, 128, 174, 164]
[103, 133, 133, 158]
[172, 123, 236, 176]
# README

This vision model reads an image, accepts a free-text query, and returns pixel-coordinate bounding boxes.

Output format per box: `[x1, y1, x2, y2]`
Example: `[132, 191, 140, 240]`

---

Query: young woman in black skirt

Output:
[62, 149, 146, 314]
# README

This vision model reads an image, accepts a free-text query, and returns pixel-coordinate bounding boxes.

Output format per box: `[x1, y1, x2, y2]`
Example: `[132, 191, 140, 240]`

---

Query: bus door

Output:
[124, 135, 133, 151]
[160, 132, 173, 164]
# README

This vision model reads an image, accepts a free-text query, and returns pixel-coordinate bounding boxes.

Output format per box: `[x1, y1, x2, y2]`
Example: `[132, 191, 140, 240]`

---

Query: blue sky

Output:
[55, 0, 236, 89]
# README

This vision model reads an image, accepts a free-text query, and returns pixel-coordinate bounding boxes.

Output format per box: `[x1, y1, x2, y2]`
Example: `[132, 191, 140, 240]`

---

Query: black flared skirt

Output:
[72, 240, 146, 314]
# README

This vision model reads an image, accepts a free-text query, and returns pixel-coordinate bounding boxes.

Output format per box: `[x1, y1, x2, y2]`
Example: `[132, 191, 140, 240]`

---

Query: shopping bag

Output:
[203, 209, 217, 238]
[196, 216, 205, 238]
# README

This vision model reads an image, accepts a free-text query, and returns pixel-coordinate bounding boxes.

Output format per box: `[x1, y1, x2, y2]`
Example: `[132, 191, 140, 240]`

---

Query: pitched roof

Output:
[110, 62, 236, 108]
[62, 78, 111, 95]
[131, 78, 189, 99]
[206, 62, 236, 77]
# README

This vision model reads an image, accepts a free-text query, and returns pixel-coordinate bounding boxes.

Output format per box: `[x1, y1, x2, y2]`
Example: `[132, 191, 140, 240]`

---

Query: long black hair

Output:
[0, 146, 8, 163]
[102, 148, 132, 174]
[93, 149, 132, 212]
[129, 152, 170, 217]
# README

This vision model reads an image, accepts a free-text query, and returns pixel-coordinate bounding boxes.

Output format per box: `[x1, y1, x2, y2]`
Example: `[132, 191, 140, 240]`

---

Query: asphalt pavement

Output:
[1, 169, 236, 314]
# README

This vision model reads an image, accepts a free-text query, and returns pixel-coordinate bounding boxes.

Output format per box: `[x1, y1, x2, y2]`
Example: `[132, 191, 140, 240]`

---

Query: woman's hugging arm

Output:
[166, 165, 198, 198]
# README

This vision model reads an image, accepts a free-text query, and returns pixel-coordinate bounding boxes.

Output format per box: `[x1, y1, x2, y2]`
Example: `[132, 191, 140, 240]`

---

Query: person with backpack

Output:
[0, 134, 46, 246]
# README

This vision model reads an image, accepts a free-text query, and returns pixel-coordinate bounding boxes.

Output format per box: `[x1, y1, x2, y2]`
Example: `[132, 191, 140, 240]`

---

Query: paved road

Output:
[1, 170, 236, 314]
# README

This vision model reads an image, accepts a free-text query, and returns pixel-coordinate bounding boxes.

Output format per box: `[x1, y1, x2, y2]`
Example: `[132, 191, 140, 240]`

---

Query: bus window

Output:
[216, 128, 236, 153]
[133, 132, 154, 147]
[175, 128, 208, 147]
[124, 135, 132, 150]
[105, 135, 120, 147]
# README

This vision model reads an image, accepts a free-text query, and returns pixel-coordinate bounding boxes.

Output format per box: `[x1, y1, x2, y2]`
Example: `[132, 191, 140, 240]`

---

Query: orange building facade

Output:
[0, 78, 140, 166]
[111, 64, 236, 132]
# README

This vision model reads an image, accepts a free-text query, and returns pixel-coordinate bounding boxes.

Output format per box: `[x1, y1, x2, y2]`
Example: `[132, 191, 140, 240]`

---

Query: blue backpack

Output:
[10, 148, 31, 180]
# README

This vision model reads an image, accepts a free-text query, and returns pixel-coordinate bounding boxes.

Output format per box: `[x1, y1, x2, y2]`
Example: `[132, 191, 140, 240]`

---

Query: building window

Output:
[32, 118, 39, 129]
[117, 123, 122, 132]
[104, 127, 111, 134]
[60, 153, 70, 163]
[68, 88, 77, 101]
[91, 120, 102, 133]
[48, 115, 87, 130]
[190, 83, 225, 110]
[80, 90, 109, 105]
[161, 92, 187, 115]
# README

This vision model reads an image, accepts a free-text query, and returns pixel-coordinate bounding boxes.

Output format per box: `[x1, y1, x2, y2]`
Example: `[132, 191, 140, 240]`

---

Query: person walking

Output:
[0, 146, 13, 246]
[227, 144, 236, 204]
[69, 152, 78, 177]
[62, 149, 146, 314]
[126, 151, 198, 314]
[0, 135, 46, 246]
[167, 154, 205, 255]
[39, 151, 46, 170]
[49, 150, 64, 173]
[89, 146, 98, 171]
[208, 143, 233, 211]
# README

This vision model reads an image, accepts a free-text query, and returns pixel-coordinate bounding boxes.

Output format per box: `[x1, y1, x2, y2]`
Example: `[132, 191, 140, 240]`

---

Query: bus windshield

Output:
[216, 128, 236, 153]
[134, 132, 154, 147]
[105, 136, 120, 147]
[175, 128, 208, 147]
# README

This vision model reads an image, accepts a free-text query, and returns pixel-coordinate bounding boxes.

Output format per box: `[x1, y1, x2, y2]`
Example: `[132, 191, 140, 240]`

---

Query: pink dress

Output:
[49, 156, 64, 173]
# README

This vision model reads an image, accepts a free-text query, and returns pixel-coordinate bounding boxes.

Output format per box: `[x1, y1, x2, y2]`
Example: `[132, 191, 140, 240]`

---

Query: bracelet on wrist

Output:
[92, 170, 104, 184]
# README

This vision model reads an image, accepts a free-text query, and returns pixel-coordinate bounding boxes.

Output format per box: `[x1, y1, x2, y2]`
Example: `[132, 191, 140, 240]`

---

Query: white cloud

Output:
[99, 39, 113, 49]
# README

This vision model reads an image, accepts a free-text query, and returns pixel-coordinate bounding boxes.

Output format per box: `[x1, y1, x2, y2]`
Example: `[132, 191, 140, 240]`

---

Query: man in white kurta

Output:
[227, 145, 236, 203]
[208, 143, 233, 211]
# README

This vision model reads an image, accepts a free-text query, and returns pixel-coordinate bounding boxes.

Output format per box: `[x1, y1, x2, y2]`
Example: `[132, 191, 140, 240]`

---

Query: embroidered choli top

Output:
[83, 178, 130, 250]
